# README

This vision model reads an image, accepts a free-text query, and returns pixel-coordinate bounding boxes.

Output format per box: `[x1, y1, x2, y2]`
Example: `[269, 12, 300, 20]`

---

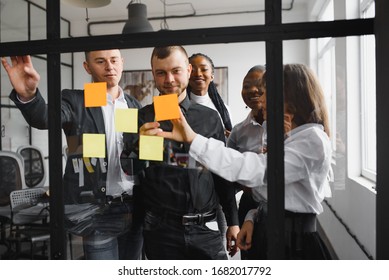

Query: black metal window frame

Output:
[0, 0, 387, 260]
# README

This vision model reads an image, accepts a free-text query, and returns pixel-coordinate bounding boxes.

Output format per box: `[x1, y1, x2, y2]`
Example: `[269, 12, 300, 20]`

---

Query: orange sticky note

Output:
[153, 94, 180, 121]
[139, 135, 163, 161]
[84, 82, 107, 107]
[115, 108, 138, 133]
[83, 133, 106, 158]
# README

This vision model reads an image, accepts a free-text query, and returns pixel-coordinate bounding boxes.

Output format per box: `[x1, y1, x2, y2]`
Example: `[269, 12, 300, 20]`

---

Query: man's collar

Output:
[179, 92, 191, 112]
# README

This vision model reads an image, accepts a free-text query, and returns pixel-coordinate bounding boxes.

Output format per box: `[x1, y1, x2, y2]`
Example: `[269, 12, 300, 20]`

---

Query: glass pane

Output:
[310, 34, 376, 260]
[0, 0, 29, 42]
[285, 0, 377, 24]
[30, 1, 47, 40]
[60, 0, 267, 37]
[361, 34, 376, 180]
[361, 0, 376, 181]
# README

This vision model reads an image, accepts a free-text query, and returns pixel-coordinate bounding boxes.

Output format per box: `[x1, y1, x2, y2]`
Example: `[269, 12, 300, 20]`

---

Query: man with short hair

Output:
[121, 46, 239, 259]
[2, 50, 143, 260]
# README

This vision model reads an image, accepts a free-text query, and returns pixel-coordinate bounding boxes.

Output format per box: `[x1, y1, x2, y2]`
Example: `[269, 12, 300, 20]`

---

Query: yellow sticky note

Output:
[115, 108, 138, 133]
[84, 82, 107, 107]
[153, 94, 180, 121]
[139, 135, 163, 161]
[83, 133, 106, 158]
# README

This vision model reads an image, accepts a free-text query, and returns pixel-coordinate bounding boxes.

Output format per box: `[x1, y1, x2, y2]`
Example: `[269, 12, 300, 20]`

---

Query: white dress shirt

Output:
[227, 111, 265, 153]
[101, 88, 134, 196]
[189, 123, 332, 214]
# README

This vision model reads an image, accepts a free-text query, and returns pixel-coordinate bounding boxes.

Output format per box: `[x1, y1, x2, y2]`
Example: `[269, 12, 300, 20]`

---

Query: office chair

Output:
[17, 145, 46, 188]
[9, 187, 50, 259]
[0, 151, 26, 258]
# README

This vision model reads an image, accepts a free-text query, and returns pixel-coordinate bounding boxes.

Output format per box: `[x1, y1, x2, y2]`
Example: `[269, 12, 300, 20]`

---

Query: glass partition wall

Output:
[0, 0, 386, 260]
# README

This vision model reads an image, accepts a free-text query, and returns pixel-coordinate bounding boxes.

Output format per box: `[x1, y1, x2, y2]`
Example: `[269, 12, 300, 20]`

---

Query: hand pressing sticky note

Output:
[139, 135, 163, 161]
[115, 108, 138, 133]
[153, 94, 180, 121]
[84, 82, 107, 107]
[83, 133, 106, 158]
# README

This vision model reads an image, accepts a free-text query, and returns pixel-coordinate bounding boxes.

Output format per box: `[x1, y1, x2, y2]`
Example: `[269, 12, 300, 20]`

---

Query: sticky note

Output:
[115, 108, 138, 133]
[139, 135, 163, 161]
[153, 94, 180, 121]
[84, 82, 107, 107]
[83, 133, 106, 158]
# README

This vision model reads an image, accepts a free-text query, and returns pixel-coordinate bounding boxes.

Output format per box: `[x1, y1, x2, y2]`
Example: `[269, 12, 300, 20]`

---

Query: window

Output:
[316, 0, 335, 147]
[360, 0, 376, 181]
[316, 1, 339, 170]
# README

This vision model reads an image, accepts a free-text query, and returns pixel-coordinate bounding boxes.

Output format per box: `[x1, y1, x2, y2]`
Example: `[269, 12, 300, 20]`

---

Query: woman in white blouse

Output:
[140, 63, 332, 259]
[227, 65, 266, 259]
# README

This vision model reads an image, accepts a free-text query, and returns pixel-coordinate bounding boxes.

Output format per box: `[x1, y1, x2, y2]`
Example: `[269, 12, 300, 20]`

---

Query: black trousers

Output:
[143, 210, 227, 260]
[238, 190, 260, 260]
[247, 202, 332, 260]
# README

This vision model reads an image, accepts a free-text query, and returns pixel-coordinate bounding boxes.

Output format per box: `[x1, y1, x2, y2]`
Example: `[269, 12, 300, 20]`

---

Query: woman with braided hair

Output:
[187, 53, 239, 257]
[187, 53, 233, 137]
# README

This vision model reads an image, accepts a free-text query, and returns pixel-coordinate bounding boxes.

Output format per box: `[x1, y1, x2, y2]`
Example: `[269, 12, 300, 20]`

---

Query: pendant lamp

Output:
[62, 0, 111, 8]
[122, 3, 154, 34]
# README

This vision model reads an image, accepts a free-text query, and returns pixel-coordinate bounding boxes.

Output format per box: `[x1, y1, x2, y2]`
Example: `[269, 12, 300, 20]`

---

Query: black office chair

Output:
[0, 151, 25, 259]
[17, 145, 46, 188]
[9, 187, 50, 259]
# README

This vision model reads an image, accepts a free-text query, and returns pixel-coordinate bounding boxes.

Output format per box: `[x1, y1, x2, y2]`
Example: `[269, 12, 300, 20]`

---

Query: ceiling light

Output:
[62, 0, 111, 8]
[122, 3, 154, 34]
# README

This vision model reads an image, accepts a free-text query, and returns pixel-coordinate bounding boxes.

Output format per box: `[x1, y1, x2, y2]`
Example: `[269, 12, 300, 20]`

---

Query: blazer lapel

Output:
[89, 107, 105, 134]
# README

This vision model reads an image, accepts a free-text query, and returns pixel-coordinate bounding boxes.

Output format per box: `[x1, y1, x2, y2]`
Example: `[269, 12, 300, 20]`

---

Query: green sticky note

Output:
[139, 135, 163, 161]
[115, 108, 138, 133]
[83, 133, 106, 158]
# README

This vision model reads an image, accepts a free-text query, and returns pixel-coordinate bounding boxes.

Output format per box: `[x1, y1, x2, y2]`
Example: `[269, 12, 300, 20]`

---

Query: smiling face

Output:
[189, 55, 214, 96]
[151, 47, 191, 102]
[241, 69, 265, 114]
[83, 49, 123, 89]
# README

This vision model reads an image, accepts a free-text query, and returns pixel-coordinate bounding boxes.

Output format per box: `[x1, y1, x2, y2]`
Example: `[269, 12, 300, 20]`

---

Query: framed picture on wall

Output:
[213, 67, 228, 104]
[119, 67, 228, 107]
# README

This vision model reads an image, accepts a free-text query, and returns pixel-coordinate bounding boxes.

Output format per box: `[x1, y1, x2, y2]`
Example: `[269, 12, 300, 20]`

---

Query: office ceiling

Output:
[26, 0, 308, 22]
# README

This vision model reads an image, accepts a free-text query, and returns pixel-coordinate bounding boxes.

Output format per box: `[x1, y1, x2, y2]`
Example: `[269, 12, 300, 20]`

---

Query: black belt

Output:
[151, 210, 217, 226]
[182, 211, 217, 226]
[106, 193, 133, 205]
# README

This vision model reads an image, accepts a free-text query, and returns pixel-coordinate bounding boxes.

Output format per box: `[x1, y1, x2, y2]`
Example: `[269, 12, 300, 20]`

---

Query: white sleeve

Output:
[244, 209, 258, 223]
[189, 134, 267, 188]
[16, 94, 36, 104]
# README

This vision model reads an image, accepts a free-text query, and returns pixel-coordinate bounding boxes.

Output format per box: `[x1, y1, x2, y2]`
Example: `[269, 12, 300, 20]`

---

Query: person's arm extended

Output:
[139, 111, 267, 188]
[190, 135, 267, 188]
[9, 88, 49, 129]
